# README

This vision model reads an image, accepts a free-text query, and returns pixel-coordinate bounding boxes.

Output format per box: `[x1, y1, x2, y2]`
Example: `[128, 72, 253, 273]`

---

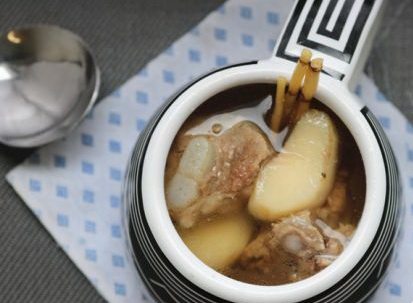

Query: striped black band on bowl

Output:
[123, 67, 400, 302]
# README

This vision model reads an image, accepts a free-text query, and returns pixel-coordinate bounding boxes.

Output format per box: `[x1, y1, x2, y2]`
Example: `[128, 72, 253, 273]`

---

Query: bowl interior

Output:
[138, 63, 386, 303]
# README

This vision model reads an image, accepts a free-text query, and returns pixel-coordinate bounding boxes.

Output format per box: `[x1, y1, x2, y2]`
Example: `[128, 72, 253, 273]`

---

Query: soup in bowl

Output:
[164, 81, 366, 286]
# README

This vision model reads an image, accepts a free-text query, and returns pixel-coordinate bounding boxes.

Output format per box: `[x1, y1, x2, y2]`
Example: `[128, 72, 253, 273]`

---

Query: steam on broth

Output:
[164, 51, 365, 286]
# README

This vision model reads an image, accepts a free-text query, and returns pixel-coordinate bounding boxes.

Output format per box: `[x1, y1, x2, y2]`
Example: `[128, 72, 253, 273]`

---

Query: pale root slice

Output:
[178, 136, 216, 182]
[166, 173, 199, 209]
[301, 58, 323, 101]
[288, 49, 312, 96]
[282, 49, 312, 127]
[166, 136, 216, 210]
[292, 58, 324, 124]
[248, 110, 339, 221]
[178, 211, 254, 270]
[270, 76, 287, 132]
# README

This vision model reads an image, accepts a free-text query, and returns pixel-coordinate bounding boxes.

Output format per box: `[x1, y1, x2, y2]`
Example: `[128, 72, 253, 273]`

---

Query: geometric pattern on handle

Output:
[275, 0, 376, 80]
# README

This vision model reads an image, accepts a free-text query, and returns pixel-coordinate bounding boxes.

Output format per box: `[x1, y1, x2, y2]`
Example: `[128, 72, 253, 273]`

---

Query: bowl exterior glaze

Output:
[123, 62, 401, 303]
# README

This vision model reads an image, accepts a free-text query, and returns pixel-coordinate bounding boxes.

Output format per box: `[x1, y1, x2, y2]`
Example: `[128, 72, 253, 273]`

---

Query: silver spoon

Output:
[0, 25, 100, 147]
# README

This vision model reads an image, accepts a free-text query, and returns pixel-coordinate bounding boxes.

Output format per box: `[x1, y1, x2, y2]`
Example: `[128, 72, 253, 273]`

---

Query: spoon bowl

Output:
[0, 25, 100, 147]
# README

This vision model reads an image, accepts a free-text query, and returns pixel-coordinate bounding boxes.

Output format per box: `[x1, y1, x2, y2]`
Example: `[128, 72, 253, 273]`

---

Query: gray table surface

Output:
[0, 0, 412, 302]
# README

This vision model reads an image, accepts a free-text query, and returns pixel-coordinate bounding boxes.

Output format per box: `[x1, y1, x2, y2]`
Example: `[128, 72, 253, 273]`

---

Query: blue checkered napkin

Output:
[6, 1, 413, 302]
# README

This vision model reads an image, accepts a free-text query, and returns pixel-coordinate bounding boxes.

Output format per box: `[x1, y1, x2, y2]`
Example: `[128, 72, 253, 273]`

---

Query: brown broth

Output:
[165, 83, 366, 286]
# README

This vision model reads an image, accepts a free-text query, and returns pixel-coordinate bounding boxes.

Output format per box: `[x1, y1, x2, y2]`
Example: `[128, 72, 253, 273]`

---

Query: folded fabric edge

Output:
[5, 171, 119, 303]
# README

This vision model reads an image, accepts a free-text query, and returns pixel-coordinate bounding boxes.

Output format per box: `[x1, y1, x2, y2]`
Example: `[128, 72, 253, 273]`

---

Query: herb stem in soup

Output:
[164, 50, 365, 285]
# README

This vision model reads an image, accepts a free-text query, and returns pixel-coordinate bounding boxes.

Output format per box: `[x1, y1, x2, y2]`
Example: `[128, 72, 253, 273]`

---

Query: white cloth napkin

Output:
[6, 0, 413, 302]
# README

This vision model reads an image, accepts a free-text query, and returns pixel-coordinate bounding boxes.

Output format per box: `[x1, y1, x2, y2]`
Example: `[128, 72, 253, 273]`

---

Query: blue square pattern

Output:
[214, 28, 227, 41]
[57, 214, 69, 227]
[217, 4, 225, 14]
[112, 255, 125, 268]
[111, 225, 122, 238]
[29, 179, 41, 192]
[34, 209, 42, 218]
[376, 90, 387, 102]
[109, 140, 122, 153]
[136, 119, 146, 131]
[56, 185, 68, 198]
[407, 122, 413, 134]
[268, 39, 276, 51]
[83, 190, 95, 204]
[388, 282, 401, 296]
[85, 249, 97, 262]
[354, 84, 362, 97]
[114, 283, 126, 296]
[28, 152, 40, 164]
[85, 111, 94, 120]
[241, 34, 254, 47]
[190, 27, 200, 36]
[82, 161, 94, 175]
[215, 55, 228, 67]
[188, 49, 201, 62]
[395, 257, 401, 269]
[136, 91, 149, 104]
[137, 67, 148, 77]
[91, 278, 99, 287]
[110, 168, 122, 181]
[109, 112, 121, 126]
[408, 149, 413, 162]
[267, 11, 279, 25]
[378, 116, 391, 129]
[81, 133, 94, 147]
[54, 155, 66, 168]
[111, 89, 121, 98]
[110, 195, 121, 208]
[164, 46, 174, 56]
[240, 6, 252, 19]
[162, 70, 175, 84]
[85, 220, 96, 233]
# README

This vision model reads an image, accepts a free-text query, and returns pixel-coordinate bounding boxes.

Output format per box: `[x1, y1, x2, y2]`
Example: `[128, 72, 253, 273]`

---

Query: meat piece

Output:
[234, 211, 349, 284]
[315, 219, 348, 250]
[270, 211, 325, 259]
[237, 222, 319, 283]
[315, 238, 343, 268]
[167, 121, 274, 228]
[206, 121, 274, 194]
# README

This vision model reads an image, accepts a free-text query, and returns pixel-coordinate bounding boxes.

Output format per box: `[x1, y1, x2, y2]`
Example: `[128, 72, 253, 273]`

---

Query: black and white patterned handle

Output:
[124, 89, 401, 303]
[273, 0, 384, 87]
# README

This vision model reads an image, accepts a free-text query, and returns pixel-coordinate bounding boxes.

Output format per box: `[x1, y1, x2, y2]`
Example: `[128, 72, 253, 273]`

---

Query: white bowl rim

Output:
[140, 61, 386, 303]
